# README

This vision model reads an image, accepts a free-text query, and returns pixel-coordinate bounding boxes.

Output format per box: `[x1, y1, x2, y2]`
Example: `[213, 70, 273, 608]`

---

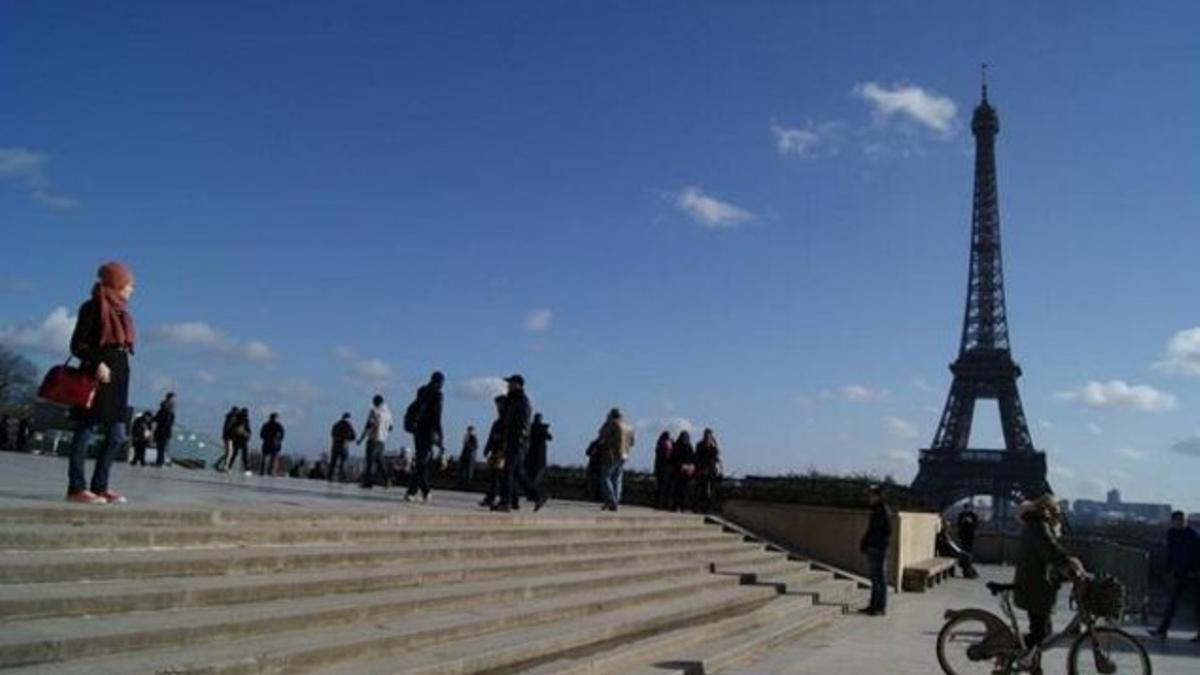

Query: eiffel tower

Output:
[911, 73, 1051, 512]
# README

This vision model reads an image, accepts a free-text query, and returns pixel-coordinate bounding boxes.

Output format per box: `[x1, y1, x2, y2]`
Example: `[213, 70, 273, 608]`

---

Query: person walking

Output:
[671, 430, 696, 512]
[1149, 511, 1200, 641]
[258, 412, 285, 476]
[458, 426, 479, 487]
[152, 391, 176, 467]
[653, 431, 674, 510]
[694, 428, 721, 513]
[596, 408, 634, 512]
[16, 416, 31, 452]
[228, 408, 252, 475]
[64, 261, 138, 504]
[1013, 494, 1085, 652]
[479, 396, 506, 508]
[404, 372, 444, 503]
[495, 374, 547, 512]
[957, 502, 980, 555]
[858, 485, 893, 616]
[129, 411, 154, 466]
[526, 413, 551, 495]
[218, 406, 239, 472]
[584, 439, 603, 502]
[328, 412, 356, 483]
[358, 395, 392, 489]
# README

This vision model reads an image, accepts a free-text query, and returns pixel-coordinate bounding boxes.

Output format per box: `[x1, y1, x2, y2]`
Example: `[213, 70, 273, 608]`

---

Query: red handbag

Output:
[38, 358, 99, 409]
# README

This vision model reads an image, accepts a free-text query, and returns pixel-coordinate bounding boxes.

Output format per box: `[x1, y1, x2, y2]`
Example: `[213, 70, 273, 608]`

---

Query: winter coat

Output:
[484, 418, 506, 469]
[260, 420, 285, 453]
[501, 390, 532, 456]
[69, 299, 131, 424]
[1165, 526, 1200, 578]
[860, 503, 892, 553]
[153, 402, 175, 440]
[695, 439, 720, 475]
[597, 418, 634, 465]
[527, 420, 551, 474]
[413, 384, 444, 441]
[1013, 508, 1073, 614]
[330, 419, 356, 452]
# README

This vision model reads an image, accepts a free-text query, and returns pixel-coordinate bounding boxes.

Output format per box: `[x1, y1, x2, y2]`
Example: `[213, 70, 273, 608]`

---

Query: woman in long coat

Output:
[1013, 494, 1084, 649]
[65, 262, 137, 504]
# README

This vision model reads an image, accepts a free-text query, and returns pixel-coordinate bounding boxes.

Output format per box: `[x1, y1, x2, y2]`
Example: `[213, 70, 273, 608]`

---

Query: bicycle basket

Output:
[1079, 575, 1124, 620]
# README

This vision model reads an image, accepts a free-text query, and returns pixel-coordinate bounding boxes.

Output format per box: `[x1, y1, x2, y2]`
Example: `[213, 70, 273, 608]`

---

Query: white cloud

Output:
[147, 321, 275, 361]
[0, 306, 76, 355]
[1155, 327, 1200, 376]
[1055, 380, 1177, 413]
[884, 449, 918, 465]
[636, 417, 696, 436]
[911, 376, 935, 393]
[771, 121, 843, 159]
[883, 416, 919, 439]
[674, 186, 755, 230]
[524, 308, 553, 332]
[1113, 447, 1148, 460]
[352, 359, 393, 380]
[333, 345, 357, 360]
[1171, 436, 1200, 457]
[821, 384, 889, 403]
[853, 82, 959, 136]
[195, 370, 216, 384]
[0, 147, 79, 209]
[1038, 419, 1055, 430]
[1050, 463, 1077, 480]
[453, 377, 507, 401]
[252, 378, 320, 400]
[1087, 422, 1104, 436]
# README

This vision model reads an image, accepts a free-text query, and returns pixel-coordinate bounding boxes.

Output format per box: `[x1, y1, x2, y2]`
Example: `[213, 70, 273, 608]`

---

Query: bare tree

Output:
[0, 346, 38, 411]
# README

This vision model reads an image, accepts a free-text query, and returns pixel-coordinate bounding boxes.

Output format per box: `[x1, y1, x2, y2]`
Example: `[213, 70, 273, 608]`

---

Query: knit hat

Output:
[98, 261, 134, 290]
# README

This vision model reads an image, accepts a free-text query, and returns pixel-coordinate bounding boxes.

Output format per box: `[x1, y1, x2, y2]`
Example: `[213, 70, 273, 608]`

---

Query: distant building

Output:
[1069, 489, 1172, 525]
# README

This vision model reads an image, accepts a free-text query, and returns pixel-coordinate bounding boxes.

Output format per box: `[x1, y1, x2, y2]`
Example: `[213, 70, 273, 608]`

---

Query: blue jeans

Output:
[68, 421, 127, 494]
[601, 459, 624, 508]
[867, 549, 888, 611]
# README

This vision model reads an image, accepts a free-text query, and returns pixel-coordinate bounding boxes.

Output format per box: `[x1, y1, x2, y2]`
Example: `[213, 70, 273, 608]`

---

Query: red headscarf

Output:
[92, 261, 136, 351]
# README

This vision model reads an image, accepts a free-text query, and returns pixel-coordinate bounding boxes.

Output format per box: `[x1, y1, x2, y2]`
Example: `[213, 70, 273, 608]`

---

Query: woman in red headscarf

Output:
[65, 262, 137, 504]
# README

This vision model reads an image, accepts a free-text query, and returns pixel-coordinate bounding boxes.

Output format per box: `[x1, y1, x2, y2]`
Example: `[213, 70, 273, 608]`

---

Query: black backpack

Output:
[403, 393, 424, 434]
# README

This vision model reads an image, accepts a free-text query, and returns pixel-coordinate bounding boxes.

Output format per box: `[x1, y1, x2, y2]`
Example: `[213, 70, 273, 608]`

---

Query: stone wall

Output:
[720, 499, 941, 591]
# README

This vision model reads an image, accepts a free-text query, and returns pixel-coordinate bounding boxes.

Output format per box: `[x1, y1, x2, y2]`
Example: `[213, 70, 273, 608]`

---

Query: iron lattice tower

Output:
[911, 75, 1051, 512]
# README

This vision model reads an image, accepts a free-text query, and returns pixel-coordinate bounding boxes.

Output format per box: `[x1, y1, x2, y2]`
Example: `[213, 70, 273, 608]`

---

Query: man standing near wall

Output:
[859, 485, 892, 616]
[957, 502, 980, 555]
[152, 392, 176, 467]
[1149, 511, 1200, 641]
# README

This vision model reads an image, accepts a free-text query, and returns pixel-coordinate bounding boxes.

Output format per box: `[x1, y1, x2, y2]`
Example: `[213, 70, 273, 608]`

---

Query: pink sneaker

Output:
[98, 490, 127, 504]
[66, 490, 106, 504]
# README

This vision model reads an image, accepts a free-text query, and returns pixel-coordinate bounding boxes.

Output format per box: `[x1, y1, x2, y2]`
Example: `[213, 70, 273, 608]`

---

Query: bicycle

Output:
[936, 575, 1151, 675]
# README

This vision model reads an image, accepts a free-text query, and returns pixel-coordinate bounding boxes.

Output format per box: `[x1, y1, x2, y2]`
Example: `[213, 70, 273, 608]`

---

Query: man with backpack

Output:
[258, 413, 285, 476]
[404, 372, 444, 503]
[358, 395, 392, 488]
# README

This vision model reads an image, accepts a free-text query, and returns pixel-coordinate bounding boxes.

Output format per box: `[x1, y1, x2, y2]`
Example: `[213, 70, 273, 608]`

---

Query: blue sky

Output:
[3, 1, 1199, 511]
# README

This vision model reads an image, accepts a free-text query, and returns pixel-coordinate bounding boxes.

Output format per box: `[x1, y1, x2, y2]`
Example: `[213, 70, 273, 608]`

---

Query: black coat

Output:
[69, 299, 132, 425]
[153, 402, 175, 440]
[260, 420, 285, 452]
[1013, 513, 1073, 613]
[330, 420, 356, 451]
[671, 439, 696, 472]
[414, 384, 444, 441]
[527, 421, 551, 473]
[501, 390, 532, 456]
[860, 503, 892, 553]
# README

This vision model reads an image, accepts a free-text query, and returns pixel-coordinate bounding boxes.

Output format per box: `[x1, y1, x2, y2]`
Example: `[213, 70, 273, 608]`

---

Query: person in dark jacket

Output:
[64, 261, 138, 504]
[496, 375, 547, 512]
[405, 371, 445, 502]
[670, 431, 696, 512]
[16, 416, 31, 452]
[1013, 494, 1084, 650]
[228, 408, 251, 475]
[129, 411, 154, 466]
[152, 392, 176, 467]
[694, 428, 721, 513]
[858, 485, 892, 615]
[957, 502, 980, 555]
[526, 413, 551, 492]
[653, 431, 673, 510]
[328, 413, 356, 483]
[1149, 511, 1200, 640]
[458, 426, 479, 487]
[218, 406, 239, 472]
[584, 439, 603, 502]
[259, 413, 285, 476]
[479, 396, 506, 508]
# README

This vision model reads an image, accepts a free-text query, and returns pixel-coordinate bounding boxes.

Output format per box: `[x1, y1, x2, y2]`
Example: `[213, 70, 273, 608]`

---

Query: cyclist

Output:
[1013, 493, 1085, 654]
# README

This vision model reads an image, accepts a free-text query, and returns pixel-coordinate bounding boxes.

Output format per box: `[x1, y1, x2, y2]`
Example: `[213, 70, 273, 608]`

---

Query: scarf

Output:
[92, 283, 136, 351]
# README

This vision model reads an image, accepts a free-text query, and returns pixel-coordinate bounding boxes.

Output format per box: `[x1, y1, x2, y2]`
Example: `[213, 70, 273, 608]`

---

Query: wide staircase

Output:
[0, 504, 866, 674]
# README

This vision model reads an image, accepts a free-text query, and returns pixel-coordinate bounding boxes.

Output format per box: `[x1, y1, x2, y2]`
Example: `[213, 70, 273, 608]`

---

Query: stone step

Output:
[338, 586, 786, 675]
[0, 521, 721, 552]
[1, 570, 769, 673]
[0, 531, 746, 583]
[786, 575, 869, 612]
[0, 544, 780, 621]
[623, 600, 843, 675]
[0, 504, 708, 529]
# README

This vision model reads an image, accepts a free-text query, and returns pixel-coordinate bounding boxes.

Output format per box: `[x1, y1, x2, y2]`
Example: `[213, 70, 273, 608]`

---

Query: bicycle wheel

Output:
[937, 614, 1012, 675]
[1067, 626, 1152, 675]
